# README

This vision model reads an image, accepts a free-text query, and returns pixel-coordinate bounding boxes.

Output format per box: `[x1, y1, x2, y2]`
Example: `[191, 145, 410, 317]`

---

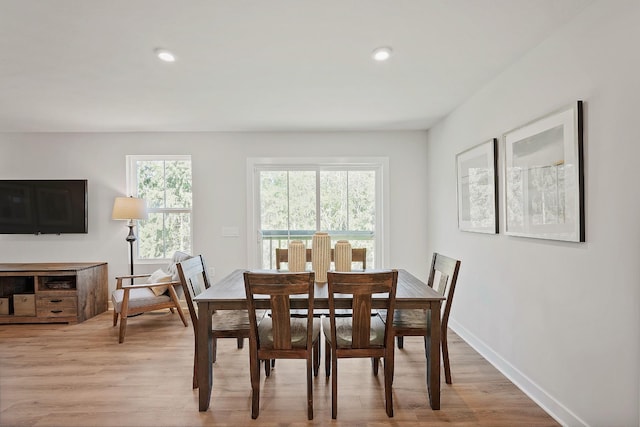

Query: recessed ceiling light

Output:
[372, 46, 392, 62]
[154, 48, 176, 63]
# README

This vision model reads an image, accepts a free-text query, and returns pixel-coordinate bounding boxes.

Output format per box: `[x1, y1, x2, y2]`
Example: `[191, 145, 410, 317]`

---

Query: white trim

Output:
[449, 318, 589, 427]
[246, 157, 389, 269]
[126, 155, 193, 261]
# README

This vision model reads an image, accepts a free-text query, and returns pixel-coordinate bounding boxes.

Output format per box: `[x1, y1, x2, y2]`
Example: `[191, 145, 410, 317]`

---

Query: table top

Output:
[0, 262, 107, 272]
[195, 268, 444, 310]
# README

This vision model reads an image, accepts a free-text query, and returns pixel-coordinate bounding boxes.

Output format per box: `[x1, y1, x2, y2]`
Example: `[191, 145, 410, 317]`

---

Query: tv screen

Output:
[0, 180, 88, 234]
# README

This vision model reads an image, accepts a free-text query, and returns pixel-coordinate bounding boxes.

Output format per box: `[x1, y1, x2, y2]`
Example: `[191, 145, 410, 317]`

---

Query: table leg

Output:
[197, 301, 213, 411]
[425, 301, 441, 410]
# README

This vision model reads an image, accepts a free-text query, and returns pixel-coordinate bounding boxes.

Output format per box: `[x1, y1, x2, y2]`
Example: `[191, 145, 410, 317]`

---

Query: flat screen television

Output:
[0, 180, 88, 234]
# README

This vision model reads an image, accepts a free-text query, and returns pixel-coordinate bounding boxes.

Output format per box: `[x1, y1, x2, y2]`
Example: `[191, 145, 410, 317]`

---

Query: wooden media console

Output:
[0, 262, 108, 324]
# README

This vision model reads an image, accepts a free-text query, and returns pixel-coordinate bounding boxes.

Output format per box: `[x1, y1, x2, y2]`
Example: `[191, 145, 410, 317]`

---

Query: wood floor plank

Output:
[0, 311, 559, 426]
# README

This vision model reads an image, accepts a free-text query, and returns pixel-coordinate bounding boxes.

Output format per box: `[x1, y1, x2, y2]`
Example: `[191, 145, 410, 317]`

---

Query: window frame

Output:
[246, 157, 389, 269]
[126, 154, 193, 263]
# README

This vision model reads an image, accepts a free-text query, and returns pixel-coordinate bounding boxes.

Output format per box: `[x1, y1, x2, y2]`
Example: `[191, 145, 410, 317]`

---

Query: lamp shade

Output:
[112, 197, 148, 220]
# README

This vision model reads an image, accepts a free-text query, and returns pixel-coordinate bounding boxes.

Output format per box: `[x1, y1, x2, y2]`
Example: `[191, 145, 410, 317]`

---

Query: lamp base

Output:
[125, 223, 136, 282]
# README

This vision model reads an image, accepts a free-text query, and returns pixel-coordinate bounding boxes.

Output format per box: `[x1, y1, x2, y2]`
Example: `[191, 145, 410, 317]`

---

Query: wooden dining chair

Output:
[336, 247, 367, 270]
[275, 247, 367, 270]
[323, 270, 398, 419]
[389, 252, 461, 384]
[243, 271, 321, 420]
[177, 255, 262, 389]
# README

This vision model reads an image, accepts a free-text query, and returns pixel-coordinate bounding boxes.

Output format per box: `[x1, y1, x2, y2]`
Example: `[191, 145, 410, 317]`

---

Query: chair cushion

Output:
[212, 310, 251, 332]
[112, 288, 171, 313]
[384, 309, 431, 331]
[147, 269, 173, 296]
[257, 317, 320, 349]
[322, 314, 386, 348]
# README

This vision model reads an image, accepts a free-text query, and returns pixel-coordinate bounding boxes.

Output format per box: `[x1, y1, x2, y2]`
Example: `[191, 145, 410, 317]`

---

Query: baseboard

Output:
[449, 319, 588, 427]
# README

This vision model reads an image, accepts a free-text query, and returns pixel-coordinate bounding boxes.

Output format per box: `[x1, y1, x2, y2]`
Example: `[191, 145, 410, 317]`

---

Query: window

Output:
[248, 158, 387, 269]
[127, 155, 192, 261]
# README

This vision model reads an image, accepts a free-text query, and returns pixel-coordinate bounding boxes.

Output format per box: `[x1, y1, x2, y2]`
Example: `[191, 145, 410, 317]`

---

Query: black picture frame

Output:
[456, 138, 498, 234]
[503, 101, 584, 242]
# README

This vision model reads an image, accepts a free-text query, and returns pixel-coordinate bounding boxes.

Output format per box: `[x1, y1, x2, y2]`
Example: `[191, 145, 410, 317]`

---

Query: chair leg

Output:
[166, 285, 188, 327]
[212, 337, 217, 364]
[118, 314, 128, 344]
[371, 357, 379, 376]
[192, 342, 198, 389]
[331, 348, 338, 419]
[313, 339, 320, 377]
[118, 290, 130, 343]
[442, 330, 452, 384]
[325, 339, 331, 378]
[249, 351, 260, 419]
[237, 337, 244, 349]
[307, 354, 314, 420]
[397, 336, 404, 349]
[263, 359, 274, 375]
[112, 309, 118, 327]
[383, 355, 394, 417]
[422, 335, 435, 398]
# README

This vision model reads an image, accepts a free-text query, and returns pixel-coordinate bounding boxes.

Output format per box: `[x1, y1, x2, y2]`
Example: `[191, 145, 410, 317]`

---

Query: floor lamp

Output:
[112, 196, 148, 284]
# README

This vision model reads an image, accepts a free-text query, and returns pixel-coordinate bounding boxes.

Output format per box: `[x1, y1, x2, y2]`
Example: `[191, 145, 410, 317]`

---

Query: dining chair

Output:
[323, 270, 398, 419]
[278, 246, 367, 321]
[334, 247, 366, 270]
[275, 247, 367, 270]
[243, 271, 321, 420]
[177, 255, 263, 389]
[388, 252, 461, 384]
[111, 251, 190, 343]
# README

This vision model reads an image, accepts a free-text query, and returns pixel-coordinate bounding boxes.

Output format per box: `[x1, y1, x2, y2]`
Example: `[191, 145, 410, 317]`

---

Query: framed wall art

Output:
[503, 101, 584, 242]
[456, 138, 498, 234]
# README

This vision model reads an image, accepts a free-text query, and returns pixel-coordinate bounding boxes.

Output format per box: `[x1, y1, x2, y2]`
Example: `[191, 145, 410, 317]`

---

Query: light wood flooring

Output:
[0, 310, 559, 427]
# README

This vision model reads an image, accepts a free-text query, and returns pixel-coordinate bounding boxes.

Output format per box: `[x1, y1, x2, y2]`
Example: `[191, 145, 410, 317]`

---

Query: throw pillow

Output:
[147, 269, 173, 296]
[167, 251, 192, 281]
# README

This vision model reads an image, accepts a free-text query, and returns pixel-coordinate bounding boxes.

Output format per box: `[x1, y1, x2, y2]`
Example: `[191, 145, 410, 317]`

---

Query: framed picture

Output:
[503, 101, 584, 242]
[456, 138, 498, 234]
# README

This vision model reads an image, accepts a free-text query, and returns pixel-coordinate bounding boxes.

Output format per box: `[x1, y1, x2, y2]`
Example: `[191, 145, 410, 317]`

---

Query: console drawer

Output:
[14, 294, 36, 316]
[37, 295, 77, 317]
[0, 297, 9, 315]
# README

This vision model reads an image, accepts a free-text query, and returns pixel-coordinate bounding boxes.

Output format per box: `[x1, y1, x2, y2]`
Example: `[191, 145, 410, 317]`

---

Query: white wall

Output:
[0, 130, 429, 288]
[426, 1, 640, 426]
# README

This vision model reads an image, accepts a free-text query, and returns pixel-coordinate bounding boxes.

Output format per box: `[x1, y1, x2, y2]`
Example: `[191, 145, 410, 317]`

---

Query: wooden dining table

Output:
[194, 268, 445, 411]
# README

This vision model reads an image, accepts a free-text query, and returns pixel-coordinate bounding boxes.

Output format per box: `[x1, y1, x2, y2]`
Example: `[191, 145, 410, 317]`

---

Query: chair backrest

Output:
[275, 247, 309, 270]
[426, 253, 461, 328]
[275, 247, 367, 270]
[243, 271, 316, 353]
[339, 248, 366, 270]
[326, 270, 398, 349]
[176, 255, 210, 331]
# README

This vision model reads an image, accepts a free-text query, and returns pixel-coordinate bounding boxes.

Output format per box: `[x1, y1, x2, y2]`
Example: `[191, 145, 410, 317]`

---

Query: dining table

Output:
[194, 268, 445, 411]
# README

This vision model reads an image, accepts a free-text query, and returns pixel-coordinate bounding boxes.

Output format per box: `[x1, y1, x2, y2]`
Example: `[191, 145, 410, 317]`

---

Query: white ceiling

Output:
[0, 0, 592, 133]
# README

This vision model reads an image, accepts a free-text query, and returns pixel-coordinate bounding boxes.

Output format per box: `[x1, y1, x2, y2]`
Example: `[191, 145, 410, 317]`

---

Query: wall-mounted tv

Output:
[0, 180, 88, 234]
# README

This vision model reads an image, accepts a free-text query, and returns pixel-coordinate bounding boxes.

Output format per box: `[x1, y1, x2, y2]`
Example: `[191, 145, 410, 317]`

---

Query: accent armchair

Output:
[111, 251, 191, 343]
